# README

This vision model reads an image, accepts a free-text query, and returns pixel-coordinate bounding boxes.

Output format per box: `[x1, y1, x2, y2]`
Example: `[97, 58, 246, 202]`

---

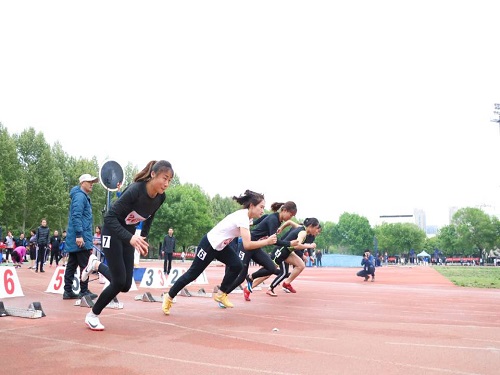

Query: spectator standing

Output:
[409, 248, 416, 264]
[433, 248, 440, 265]
[5, 231, 15, 263]
[35, 219, 50, 273]
[315, 249, 322, 267]
[15, 232, 28, 261]
[93, 226, 106, 283]
[63, 174, 99, 300]
[93, 225, 102, 259]
[181, 250, 186, 262]
[60, 230, 68, 266]
[162, 227, 176, 275]
[49, 230, 62, 267]
[28, 230, 37, 269]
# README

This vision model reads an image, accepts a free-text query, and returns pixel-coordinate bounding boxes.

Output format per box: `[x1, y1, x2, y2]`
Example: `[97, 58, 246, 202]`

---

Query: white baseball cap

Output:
[79, 174, 99, 183]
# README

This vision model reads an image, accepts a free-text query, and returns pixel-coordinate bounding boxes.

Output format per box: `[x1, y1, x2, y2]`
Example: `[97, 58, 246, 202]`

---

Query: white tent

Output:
[417, 250, 430, 257]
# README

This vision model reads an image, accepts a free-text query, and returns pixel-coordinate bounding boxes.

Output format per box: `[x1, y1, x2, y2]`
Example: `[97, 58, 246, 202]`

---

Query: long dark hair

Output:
[303, 217, 320, 228]
[269, 201, 297, 214]
[232, 190, 265, 208]
[134, 160, 174, 182]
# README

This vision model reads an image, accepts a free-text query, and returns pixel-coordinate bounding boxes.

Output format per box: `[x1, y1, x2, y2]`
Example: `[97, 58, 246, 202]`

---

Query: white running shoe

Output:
[85, 312, 104, 331]
[81, 254, 98, 282]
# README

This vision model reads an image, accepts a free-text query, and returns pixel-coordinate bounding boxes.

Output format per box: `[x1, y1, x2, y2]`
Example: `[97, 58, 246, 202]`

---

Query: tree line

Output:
[1, 124, 498, 258]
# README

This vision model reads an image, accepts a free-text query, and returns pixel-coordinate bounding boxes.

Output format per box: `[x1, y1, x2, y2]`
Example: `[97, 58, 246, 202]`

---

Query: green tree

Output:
[423, 235, 440, 253]
[314, 221, 335, 252]
[13, 128, 67, 232]
[0, 124, 23, 233]
[452, 207, 496, 256]
[210, 194, 240, 223]
[436, 225, 460, 256]
[148, 184, 213, 257]
[374, 222, 426, 256]
[333, 212, 374, 255]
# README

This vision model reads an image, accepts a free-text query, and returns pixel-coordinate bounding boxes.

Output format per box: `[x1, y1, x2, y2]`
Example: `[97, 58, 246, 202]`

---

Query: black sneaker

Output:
[63, 291, 79, 300]
[79, 291, 98, 299]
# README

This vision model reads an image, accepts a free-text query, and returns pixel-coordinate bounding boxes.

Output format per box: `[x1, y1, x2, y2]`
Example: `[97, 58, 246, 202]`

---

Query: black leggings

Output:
[36, 245, 48, 270]
[251, 246, 290, 280]
[50, 249, 60, 265]
[92, 228, 134, 315]
[226, 243, 278, 294]
[163, 253, 173, 274]
[168, 235, 242, 298]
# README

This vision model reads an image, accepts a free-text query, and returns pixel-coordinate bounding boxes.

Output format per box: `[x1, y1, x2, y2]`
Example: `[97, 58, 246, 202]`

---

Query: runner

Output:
[162, 190, 278, 315]
[225, 201, 300, 302]
[250, 218, 320, 296]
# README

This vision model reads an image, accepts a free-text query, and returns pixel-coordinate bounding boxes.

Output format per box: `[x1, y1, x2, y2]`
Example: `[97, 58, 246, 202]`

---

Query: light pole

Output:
[492, 103, 500, 133]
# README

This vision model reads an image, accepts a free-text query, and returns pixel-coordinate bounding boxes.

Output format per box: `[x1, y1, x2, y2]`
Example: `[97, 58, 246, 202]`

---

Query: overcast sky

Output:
[1, 1, 499, 228]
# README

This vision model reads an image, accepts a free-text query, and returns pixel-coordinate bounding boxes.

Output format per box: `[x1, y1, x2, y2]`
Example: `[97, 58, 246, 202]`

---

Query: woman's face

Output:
[151, 170, 173, 195]
[249, 200, 266, 219]
[281, 209, 296, 221]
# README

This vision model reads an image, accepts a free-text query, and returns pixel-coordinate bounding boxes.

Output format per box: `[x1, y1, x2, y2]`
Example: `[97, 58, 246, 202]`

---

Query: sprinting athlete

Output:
[225, 201, 300, 301]
[161, 190, 278, 315]
[280, 224, 321, 293]
[250, 218, 320, 296]
[82, 160, 174, 331]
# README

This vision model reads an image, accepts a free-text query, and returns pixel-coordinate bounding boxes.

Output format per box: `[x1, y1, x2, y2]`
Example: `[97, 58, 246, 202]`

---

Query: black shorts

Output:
[271, 246, 292, 264]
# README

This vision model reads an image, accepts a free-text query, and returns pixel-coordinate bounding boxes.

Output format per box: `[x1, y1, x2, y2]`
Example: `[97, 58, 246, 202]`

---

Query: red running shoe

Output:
[243, 287, 251, 301]
[282, 282, 296, 293]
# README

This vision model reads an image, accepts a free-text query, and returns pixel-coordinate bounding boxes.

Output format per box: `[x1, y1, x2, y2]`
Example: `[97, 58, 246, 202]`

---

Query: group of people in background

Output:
[1, 224, 68, 270]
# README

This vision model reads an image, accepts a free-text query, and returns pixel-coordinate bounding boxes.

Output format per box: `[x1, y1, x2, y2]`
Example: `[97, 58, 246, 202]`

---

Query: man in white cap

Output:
[63, 173, 99, 300]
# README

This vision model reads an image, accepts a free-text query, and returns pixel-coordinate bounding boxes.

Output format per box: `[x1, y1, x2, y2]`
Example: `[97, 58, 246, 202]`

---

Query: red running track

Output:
[2, 262, 500, 375]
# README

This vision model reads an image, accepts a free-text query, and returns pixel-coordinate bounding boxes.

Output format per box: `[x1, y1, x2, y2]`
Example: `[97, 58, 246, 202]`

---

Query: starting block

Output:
[134, 291, 164, 302]
[0, 301, 46, 319]
[180, 287, 212, 298]
[134, 292, 177, 303]
[74, 295, 123, 309]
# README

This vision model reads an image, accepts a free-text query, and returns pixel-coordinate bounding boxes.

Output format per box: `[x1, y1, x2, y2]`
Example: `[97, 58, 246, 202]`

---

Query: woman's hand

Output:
[130, 235, 149, 256]
[267, 234, 277, 246]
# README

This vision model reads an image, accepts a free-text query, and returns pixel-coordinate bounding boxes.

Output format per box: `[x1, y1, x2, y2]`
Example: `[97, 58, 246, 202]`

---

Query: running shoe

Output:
[162, 295, 173, 315]
[246, 275, 253, 293]
[214, 292, 234, 308]
[85, 312, 104, 331]
[364, 276, 369, 282]
[266, 289, 277, 297]
[81, 254, 98, 282]
[282, 282, 296, 293]
[243, 287, 251, 301]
